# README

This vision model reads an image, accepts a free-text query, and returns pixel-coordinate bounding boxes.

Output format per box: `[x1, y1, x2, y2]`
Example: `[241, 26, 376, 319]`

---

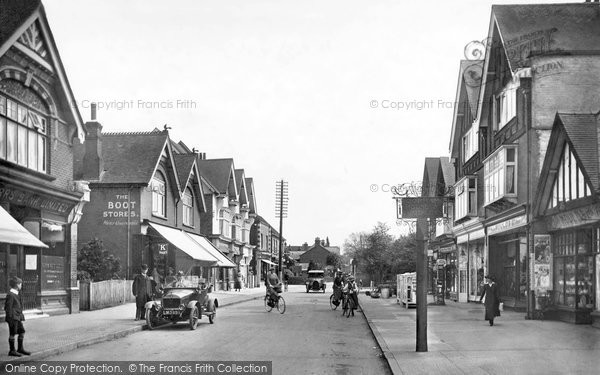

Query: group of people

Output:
[332, 271, 359, 315]
[131, 264, 188, 321]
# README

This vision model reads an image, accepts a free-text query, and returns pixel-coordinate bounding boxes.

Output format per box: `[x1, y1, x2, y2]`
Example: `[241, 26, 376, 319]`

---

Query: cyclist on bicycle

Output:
[332, 270, 343, 307]
[265, 267, 282, 306]
[342, 275, 359, 315]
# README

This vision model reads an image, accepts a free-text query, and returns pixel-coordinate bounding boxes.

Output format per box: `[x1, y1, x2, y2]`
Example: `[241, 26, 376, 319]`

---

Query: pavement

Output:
[359, 293, 600, 375]
[0, 287, 266, 363]
[3, 286, 600, 375]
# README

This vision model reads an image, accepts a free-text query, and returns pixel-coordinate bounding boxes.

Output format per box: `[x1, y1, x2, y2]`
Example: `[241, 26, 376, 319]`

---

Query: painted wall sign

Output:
[487, 215, 527, 236]
[548, 203, 600, 231]
[41, 255, 65, 290]
[102, 194, 139, 226]
[0, 185, 73, 214]
[504, 28, 558, 68]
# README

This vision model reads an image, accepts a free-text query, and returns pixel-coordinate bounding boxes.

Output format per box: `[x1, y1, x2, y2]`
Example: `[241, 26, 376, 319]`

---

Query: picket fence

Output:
[79, 279, 135, 310]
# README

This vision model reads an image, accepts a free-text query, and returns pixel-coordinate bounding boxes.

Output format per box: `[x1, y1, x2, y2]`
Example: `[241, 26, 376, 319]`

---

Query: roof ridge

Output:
[103, 130, 166, 136]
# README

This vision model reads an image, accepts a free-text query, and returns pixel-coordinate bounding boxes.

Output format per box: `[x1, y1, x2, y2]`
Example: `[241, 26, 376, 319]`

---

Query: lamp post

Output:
[275, 180, 288, 281]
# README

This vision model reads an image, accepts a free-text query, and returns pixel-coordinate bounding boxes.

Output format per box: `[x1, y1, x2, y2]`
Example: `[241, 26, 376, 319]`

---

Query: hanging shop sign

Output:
[157, 243, 168, 256]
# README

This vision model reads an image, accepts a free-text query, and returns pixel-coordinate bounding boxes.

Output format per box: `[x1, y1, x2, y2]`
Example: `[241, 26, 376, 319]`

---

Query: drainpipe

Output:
[127, 186, 132, 280]
[525, 81, 532, 319]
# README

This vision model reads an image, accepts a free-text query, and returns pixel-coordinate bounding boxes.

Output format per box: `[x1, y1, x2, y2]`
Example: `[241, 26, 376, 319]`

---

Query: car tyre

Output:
[189, 306, 199, 330]
[146, 307, 158, 331]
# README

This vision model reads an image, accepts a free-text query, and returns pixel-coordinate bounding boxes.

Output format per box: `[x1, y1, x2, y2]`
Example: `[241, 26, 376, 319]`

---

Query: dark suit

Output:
[480, 282, 501, 323]
[132, 273, 153, 319]
[4, 290, 25, 335]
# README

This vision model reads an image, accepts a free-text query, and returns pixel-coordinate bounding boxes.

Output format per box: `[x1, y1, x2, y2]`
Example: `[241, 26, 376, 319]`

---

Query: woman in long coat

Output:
[479, 275, 501, 326]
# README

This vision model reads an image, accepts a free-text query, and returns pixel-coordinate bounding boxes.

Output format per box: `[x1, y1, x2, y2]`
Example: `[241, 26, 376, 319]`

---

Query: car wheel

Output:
[146, 307, 158, 330]
[306, 287, 309, 293]
[207, 300, 216, 324]
[189, 306, 199, 330]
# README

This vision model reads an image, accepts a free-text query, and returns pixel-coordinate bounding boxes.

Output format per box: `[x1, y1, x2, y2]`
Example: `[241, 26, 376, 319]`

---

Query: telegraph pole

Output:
[275, 180, 288, 281]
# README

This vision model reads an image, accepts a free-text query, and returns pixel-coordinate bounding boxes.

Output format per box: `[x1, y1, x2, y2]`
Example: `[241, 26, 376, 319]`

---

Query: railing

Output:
[79, 279, 135, 311]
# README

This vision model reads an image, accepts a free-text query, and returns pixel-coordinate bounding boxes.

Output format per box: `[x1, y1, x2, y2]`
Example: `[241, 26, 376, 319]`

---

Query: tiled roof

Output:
[558, 112, 600, 191]
[439, 157, 455, 188]
[423, 158, 440, 197]
[492, 3, 600, 70]
[245, 177, 257, 213]
[173, 154, 196, 192]
[100, 131, 168, 184]
[197, 159, 234, 194]
[0, 0, 40, 47]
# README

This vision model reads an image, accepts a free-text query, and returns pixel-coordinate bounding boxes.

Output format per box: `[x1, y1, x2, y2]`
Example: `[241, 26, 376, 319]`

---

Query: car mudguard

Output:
[187, 300, 199, 309]
[144, 301, 158, 309]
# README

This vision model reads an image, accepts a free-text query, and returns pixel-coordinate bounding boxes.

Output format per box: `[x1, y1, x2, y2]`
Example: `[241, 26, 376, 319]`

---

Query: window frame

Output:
[454, 176, 477, 220]
[483, 145, 518, 206]
[182, 187, 194, 226]
[495, 79, 518, 131]
[151, 171, 167, 218]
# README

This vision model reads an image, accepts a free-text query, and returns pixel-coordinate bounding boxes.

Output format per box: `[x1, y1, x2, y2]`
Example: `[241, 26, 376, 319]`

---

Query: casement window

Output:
[484, 145, 517, 205]
[455, 176, 477, 220]
[462, 127, 478, 162]
[219, 210, 231, 238]
[495, 80, 518, 130]
[151, 171, 167, 217]
[548, 142, 592, 209]
[182, 188, 194, 226]
[0, 94, 48, 172]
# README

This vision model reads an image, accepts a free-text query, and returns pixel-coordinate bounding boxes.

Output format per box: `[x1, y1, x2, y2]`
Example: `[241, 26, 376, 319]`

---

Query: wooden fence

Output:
[79, 279, 135, 311]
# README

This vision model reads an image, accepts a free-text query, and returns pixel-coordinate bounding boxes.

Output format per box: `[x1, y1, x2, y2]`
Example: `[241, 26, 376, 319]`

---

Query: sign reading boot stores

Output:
[102, 194, 139, 226]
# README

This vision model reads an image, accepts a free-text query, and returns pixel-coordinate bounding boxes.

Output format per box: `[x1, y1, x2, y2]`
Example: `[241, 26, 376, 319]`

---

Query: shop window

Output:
[484, 145, 517, 205]
[182, 188, 193, 226]
[553, 229, 595, 309]
[548, 142, 592, 210]
[0, 94, 48, 172]
[455, 176, 477, 220]
[151, 171, 166, 217]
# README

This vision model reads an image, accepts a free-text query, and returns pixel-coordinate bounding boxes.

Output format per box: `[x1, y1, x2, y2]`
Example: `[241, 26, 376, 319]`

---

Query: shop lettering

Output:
[102, 194, 139, 224]
[532, 61, 564, 77]
[549, 204, 600, 230]
[487, 215, 527, 236]
[0, 187, 71, 213]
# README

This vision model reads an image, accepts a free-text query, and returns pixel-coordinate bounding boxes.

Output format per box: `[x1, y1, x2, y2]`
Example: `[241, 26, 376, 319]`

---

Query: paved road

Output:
[49, 286, 391, 375]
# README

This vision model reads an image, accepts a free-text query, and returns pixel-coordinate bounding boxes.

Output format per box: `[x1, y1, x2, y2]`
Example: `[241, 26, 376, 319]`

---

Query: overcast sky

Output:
[44, 0, 573, 249]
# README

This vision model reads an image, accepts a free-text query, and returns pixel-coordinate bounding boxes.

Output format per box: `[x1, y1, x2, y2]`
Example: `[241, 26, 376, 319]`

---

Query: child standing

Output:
[4, 277, 30, 357]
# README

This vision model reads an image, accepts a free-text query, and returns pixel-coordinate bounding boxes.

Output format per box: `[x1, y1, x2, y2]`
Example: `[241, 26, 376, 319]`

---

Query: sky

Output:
[43, 0, 574, 249]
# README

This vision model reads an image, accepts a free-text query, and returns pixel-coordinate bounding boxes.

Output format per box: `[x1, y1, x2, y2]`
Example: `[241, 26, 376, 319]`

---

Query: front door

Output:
[22, 248, 39, 310]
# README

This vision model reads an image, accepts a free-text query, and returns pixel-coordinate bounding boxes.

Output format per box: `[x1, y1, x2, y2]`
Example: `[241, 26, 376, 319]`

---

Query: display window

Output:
[553, 228, 596, 309]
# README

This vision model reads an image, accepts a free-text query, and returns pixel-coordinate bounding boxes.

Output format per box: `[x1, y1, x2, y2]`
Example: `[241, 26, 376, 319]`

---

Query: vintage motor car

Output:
[305, 270, 326, 293]
[144, 279, 217, 330]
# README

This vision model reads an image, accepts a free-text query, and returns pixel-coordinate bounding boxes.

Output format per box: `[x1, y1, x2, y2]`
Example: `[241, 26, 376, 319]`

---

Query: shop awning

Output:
[187, 233, 236, 268]
[148, 222, 216, 264]
[0, 206, 48, 248]
[261, 259, 276, 266]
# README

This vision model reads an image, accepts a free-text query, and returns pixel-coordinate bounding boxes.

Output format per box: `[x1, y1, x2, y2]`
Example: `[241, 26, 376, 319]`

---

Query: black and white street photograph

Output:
[1, 0, 600, 374]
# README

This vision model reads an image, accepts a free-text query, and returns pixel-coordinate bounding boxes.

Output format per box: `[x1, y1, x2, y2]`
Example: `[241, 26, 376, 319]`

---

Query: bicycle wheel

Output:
[347, 297, 356, 317]
[264, 296, 273, 312]
[341, 297, 348, 317]
[277, 296, 286, 314]
[329, 294, 338, 310]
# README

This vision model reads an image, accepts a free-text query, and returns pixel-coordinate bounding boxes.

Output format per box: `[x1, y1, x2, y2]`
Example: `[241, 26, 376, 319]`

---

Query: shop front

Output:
[487, 214, 528, 311]
[454, 223, 485, 303]
[540, 204, 600, 324]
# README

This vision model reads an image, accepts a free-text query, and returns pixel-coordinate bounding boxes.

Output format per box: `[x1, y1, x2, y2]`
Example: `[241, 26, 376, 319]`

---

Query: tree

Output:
[283, 253, 296, 269]
[77, 239, 121, 281]
[326, 252, 343, 270]
[308, 260, 323, 271]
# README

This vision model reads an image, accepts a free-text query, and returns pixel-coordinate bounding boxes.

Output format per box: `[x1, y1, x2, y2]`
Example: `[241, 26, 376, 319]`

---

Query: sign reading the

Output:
[102, 194, 139, 226]
[397, 197, 444, 219]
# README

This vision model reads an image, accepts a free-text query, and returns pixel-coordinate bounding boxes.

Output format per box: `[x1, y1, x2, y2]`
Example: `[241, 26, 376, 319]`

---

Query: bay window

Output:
[455, 176, 476, 220]
[484, 145, 517, 205]
[0, 94, 48, 172]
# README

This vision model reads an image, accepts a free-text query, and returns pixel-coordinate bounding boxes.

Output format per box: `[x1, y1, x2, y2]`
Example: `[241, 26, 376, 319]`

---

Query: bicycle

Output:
[264, 289, 286, 314]
[330, 287, 342, 310]
[341, 292, 356, 317]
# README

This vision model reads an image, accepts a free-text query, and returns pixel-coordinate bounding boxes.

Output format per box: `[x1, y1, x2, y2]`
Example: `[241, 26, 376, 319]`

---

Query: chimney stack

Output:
[82, 104, 103, 181]
[91, 102, 97, 121]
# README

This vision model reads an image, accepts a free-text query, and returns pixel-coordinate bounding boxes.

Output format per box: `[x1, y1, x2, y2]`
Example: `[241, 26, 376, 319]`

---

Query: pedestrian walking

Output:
[283, 272, 289, 292]
[4, 277, 31, 357]
[479, 275, 501, 326]
[132, 264, 153, 321]
[234, 272, 242, 292]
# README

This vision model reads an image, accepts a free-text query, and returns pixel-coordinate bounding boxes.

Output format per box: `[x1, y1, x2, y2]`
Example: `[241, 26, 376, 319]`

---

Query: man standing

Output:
[132, 264, 153, 321]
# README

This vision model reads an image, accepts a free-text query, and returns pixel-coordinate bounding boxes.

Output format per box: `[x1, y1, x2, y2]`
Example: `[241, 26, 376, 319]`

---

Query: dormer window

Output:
[151, 171, 166, 217]
[183, 187, 193, 226]
[495, 79, 518, 130]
